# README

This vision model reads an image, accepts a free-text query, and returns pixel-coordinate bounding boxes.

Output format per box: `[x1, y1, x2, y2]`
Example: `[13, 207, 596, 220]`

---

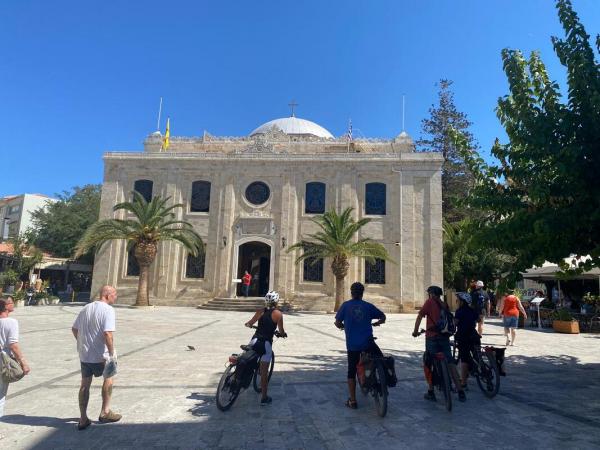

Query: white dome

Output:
[250, 117, 334, 139]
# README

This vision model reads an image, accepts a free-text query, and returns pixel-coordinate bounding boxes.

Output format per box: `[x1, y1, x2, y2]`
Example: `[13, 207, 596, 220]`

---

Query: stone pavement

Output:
[1, 304, 599, 450]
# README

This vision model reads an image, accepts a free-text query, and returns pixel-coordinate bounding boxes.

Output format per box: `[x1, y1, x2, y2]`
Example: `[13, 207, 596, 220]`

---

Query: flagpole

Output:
[402, 94, 406, 132]
[156, 97, 163, 131]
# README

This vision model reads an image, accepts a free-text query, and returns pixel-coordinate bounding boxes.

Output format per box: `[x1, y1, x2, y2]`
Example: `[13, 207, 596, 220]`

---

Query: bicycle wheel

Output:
[475, 350, 500, 398]
[372, 360, 388, 418]
[252, 352, 275, 393]
[216, 365, 241, 411]
[437, 359, 452, 412]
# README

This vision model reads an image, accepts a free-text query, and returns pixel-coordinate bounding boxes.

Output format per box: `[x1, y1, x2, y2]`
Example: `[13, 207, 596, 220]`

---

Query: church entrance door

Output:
[237, 242, 271, 297]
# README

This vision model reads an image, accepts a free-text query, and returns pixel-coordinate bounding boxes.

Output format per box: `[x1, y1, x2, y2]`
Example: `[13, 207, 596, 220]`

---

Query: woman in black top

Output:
[454, 292, 481, 389]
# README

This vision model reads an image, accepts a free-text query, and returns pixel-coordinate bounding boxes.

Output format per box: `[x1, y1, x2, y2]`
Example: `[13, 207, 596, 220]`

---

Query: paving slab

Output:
[1, 304, 599, 449]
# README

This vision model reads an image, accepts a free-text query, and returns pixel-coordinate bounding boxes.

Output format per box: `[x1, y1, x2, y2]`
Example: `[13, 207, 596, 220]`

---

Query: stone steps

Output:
[197, 297, 265, 312]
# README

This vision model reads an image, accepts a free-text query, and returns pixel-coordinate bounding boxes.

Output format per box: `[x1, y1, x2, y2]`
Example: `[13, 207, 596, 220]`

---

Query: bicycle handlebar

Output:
[246, 324, 287, 338]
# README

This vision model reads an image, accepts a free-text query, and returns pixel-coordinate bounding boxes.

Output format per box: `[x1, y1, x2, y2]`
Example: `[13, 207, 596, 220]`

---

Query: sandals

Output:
[77, 418, 92, 431]
[98, 410, 122, 423]
[345, 399, 358, 409]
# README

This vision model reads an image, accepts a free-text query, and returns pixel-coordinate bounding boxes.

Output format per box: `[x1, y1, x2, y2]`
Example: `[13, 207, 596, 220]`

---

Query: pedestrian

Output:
[0, 296, 31, 418]
[242, 270, 252, 297]
[497, 293, 527, 346]
[72, 285, 121, 430]
[471, 280, 490, 335]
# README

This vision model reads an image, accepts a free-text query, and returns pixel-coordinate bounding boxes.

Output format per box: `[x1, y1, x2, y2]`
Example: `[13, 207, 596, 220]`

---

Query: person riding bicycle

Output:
[244, 290, 287, 405]
[334, 282, 386, 410]
[412, 286, 466, 402]
[454, 292, 481, 390]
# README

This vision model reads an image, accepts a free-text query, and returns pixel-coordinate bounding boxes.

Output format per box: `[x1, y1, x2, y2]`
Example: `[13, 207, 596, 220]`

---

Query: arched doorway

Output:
[237, 241, 271, 297]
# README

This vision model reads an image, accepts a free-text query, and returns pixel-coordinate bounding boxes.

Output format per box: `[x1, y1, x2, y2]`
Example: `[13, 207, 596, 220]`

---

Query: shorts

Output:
[249, 337, 273, 363]
[425, 336, 453, 363]
[346, 340, 382, 379]
[80, 361, 105, 378]
[503, 316, 518, 328]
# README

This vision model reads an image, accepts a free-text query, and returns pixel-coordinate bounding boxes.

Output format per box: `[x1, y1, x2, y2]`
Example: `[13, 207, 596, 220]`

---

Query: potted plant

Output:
[47, 295, 61, 305]
[13, 290, 26, 308]
[551, 308, 580, 334]
[34, 291, 48, 305]
[1, 269, 19, 294]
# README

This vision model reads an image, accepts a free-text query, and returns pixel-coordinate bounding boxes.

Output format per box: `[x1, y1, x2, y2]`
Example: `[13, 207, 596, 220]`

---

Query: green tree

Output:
[8, 234, 43, 280]
[30, 185, 101, 262]
[74, 192, 204, 307]
[417, 79, 477, 223]
[287, 207, 391, 311]
[453, 0, 600, 284]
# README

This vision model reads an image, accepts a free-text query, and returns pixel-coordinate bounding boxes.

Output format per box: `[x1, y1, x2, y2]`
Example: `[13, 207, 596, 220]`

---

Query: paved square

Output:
[1, 304, 599, 449]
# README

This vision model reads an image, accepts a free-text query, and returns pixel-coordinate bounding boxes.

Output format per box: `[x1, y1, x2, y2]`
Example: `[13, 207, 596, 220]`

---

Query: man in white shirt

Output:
[72, 285, 120, 430]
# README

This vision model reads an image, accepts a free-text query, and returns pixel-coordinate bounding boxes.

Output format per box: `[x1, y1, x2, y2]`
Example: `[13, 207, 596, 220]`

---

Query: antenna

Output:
[402, 94, 406, 132]
[156, 97, 163, 131]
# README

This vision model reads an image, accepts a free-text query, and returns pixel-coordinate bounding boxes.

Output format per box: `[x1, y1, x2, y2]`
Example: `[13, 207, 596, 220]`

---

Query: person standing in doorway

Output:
[72, 285, 121, 430]
[242, 270, 252, 297]
[0, 297, 31, 418]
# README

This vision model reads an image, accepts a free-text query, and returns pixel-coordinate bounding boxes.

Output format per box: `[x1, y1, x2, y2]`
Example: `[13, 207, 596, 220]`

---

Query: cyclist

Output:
[454, 292, 481, 389]
[244, 290, 287, 405]
[412, 286, 466, 402]
[334, 282, 386, 409]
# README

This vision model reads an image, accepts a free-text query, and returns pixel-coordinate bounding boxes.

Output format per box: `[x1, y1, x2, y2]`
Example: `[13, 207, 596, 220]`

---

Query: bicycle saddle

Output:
[240, 345, 252, 351]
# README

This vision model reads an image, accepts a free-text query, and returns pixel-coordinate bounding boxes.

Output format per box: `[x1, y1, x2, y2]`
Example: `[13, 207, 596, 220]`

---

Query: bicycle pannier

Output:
[234, 349, 259, 388]
[383, 355, 397, 387]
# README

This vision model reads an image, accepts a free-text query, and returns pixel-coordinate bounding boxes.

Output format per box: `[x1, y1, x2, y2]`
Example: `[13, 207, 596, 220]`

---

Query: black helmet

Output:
[350, 282, 365, 296]
[427, 285, 443, 297]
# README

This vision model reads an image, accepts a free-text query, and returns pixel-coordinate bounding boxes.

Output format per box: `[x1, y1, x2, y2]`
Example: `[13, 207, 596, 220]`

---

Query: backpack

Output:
[433, 298, 456, 336]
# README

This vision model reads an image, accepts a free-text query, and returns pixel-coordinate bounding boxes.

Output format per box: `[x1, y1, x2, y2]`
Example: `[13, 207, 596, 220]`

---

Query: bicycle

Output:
[452, 338, 500, 398]
[215, 326, 284, 411]
[340, 322, 392, 418]
[416, 329, 453, 412]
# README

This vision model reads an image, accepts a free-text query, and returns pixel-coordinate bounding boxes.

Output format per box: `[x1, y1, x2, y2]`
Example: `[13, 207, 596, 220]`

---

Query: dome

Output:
[250, 116, 334, 139]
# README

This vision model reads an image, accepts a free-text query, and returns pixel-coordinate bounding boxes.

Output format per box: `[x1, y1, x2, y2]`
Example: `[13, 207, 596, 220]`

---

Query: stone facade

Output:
[91, 121, 443, 312]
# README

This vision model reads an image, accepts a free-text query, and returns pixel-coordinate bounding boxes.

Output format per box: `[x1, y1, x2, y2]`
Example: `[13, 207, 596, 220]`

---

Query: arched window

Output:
[186, 251, 206, 279]
[190, 181, 211, 212]
[365, 183, 386, 215]
[126, 247, 140, 277]
[303, 257, 324, 282]
[305, 182, 326, 214]
[133, 179, 153, 203]
[365, 259, 385, 284]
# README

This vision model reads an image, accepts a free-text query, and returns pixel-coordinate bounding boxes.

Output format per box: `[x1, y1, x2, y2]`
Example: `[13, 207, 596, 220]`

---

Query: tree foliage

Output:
[7, 234, 43, 279]
[30, 185, 101, 262]
[417, 79, 476, 223]
[453, 0, 600, 284]
[75, 192, 204, 307]
[287, 208, 391, 311]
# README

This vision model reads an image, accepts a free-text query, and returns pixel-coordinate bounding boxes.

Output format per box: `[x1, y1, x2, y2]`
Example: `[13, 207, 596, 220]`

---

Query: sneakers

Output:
[424, 390, 436, 401]
[98, 410, 122, 423]
[260, 396, 272, 406]
[458, 390, 467, 402]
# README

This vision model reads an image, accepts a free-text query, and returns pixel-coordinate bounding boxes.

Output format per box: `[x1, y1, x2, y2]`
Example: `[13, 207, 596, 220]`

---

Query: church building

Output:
[90, 113, 443, 311]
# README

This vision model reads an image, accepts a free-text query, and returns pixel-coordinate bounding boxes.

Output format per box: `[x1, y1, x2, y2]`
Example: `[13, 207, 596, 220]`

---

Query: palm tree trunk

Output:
[135, 264, 150, 307]
[334, 275, 345, 312]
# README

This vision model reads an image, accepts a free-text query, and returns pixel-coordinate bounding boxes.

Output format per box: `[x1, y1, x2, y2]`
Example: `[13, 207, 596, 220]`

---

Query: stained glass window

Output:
[303, 257, 324, 282]
[191, 181, 211, 212]
[365, 183, 386, 215]
[365, 259, 385, 284]
[126, 247, 140, 276]
[245, 181, 270, 205]
[133, 179, 153, 203]
[305, 182, 326, 214]
[186, 251, 205, 279]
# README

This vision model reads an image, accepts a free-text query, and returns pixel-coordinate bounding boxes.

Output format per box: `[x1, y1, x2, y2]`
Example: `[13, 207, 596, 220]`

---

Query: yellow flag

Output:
[162, 118, 170, 151]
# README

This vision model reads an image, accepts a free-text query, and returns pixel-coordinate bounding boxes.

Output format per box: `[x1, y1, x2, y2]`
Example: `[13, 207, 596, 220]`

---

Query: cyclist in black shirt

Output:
[454, 292, 481, 389]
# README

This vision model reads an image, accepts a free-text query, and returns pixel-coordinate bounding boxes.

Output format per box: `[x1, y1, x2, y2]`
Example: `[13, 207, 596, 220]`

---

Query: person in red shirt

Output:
[242, 271, 252, 297]
[412, 286, 466, 402]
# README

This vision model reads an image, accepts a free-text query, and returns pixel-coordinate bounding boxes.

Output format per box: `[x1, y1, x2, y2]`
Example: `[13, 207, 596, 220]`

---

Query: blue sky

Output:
[1, 0, 598, 197]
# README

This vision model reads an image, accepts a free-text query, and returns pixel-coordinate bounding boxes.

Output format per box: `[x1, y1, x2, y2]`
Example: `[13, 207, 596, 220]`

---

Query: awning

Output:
[522, 265, 600, 281]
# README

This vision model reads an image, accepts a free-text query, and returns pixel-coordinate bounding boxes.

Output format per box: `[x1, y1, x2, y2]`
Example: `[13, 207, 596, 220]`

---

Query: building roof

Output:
[250, 116, 334, 139]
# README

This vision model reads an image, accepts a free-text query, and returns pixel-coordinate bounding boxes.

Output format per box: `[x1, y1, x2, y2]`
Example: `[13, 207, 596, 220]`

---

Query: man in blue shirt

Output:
[335, 282, 386, 409]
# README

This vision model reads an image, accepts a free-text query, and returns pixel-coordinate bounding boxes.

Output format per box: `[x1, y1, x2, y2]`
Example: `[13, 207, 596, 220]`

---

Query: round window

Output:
[245, 181, 270, 205]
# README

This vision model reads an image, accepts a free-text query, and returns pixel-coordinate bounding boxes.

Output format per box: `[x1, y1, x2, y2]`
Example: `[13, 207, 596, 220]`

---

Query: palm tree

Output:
[288, 207, 391, 311]
[74, 192, 203, 307]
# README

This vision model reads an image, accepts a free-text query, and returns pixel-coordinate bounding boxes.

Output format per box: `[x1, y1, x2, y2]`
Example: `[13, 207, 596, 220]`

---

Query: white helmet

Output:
[264, 291, 280, 306]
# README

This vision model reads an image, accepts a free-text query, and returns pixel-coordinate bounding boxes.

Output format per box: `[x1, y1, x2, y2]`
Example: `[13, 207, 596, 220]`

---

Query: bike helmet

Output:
[456, 292, 472, 304]
[264, 291, 280, 306]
